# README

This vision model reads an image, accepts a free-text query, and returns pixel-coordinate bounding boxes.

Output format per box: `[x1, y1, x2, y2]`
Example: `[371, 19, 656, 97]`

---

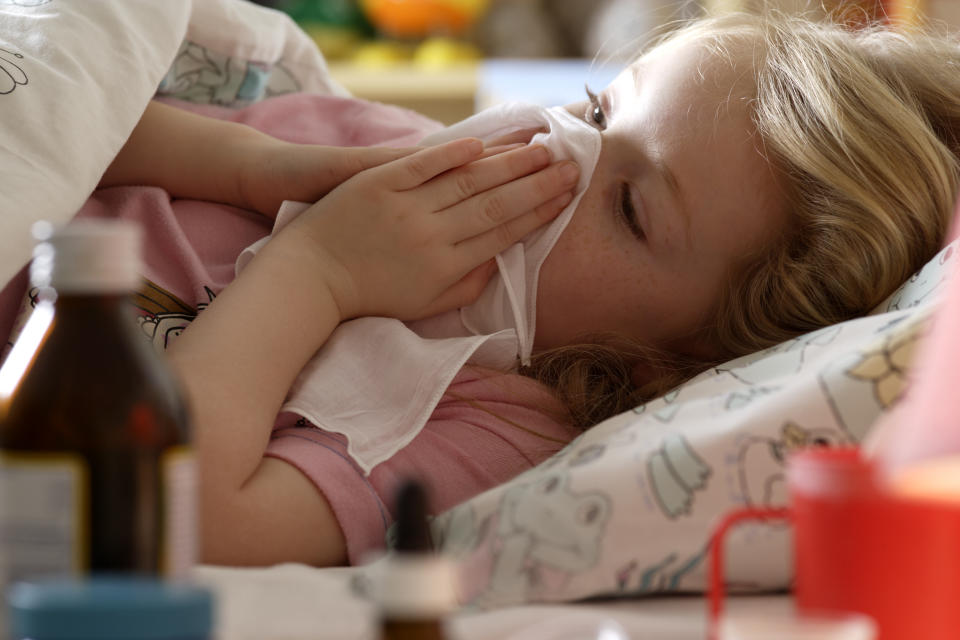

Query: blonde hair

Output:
[524, 12, 960, 429]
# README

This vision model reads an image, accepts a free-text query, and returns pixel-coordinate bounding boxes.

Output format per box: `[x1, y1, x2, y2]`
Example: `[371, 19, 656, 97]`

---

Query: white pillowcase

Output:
[0, 0, 192, 287]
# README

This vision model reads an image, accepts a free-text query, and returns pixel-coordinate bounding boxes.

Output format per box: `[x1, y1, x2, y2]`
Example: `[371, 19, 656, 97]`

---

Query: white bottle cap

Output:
[374, 554, 460, 619]
[30, 220, 142, 293]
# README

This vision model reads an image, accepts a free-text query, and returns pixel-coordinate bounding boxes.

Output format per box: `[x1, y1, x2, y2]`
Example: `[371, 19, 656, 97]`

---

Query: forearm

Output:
[167, 234, 339, 499]
[99, 100, 266, 207]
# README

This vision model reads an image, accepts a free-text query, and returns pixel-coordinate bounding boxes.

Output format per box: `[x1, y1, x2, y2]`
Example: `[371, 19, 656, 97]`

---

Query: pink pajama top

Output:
[0, 93, 578, 564]
[268, 367, 575, 563]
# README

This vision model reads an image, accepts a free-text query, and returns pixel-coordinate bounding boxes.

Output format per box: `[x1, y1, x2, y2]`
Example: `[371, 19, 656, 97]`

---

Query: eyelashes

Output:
[618, 183, 645, 241]
[584, 85, 606, 130]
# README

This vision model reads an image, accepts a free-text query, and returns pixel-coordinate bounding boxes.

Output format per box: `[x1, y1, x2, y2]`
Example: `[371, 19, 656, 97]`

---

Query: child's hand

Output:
[236, 140, 419, 218]
[273, 138, 580, 322]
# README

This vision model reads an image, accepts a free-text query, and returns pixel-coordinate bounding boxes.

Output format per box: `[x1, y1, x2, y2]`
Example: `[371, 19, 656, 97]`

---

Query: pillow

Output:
[0, 0, 191, 287]
[429, 239, 959, 608]
[158, 0, 348, 108]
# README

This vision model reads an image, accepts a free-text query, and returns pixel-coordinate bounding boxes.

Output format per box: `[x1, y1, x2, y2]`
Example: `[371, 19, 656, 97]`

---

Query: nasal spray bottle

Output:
[377, 481, 458, 640]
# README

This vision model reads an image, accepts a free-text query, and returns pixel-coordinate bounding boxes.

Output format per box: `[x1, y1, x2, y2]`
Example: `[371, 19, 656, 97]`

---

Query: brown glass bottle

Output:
[0, 220, 194, 585]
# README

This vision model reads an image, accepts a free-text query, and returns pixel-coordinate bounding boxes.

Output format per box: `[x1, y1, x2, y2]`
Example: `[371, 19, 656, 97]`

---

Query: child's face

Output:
[535, 36, 787, 358]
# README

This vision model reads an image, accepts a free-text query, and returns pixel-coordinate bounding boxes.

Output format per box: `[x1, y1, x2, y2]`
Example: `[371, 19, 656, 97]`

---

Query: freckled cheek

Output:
[536, 221, 635, 334]
[535, 208, 687, 345]
[541, 213, 610, 292]
[537, 237, 587, 309]
[553, 228, 672, 341]
[619, 271, 668, 339]
[532, 219, 599, 347]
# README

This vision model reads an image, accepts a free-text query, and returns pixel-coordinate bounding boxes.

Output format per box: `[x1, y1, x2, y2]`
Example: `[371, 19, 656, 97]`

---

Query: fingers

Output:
[485, 127, 547, 148]
[441, 159, 580, 241]
[423, 143, 554, 211]
[379, 138, 484, 190]
[476, 143, 526, 160]
[455, 193, 574, 267]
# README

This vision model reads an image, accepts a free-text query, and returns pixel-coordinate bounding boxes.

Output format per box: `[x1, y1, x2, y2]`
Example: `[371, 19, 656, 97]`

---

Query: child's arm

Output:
[167, 138, 579, 566]
[99, 100, 417, 217]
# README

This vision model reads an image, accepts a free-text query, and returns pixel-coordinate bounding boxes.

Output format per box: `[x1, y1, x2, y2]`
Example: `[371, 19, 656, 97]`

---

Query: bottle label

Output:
[162, 446, 197, 578]
[0, 452, 88, 582]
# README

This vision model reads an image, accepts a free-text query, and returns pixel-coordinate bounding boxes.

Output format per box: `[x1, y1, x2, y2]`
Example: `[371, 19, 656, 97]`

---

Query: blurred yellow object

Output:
[360, 0, 489, 37]
[413, 37, 480, 68]
[351, 40, 414, 67]
[302, 25, 364, 60]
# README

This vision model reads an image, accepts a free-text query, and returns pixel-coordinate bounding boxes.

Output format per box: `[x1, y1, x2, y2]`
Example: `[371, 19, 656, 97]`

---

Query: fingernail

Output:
[465, 138, 484, 154]
[559, 161, 580, 184]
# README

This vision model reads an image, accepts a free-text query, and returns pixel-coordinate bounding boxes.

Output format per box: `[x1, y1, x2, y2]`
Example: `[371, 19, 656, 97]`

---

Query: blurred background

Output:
[247, 0, 960, 124]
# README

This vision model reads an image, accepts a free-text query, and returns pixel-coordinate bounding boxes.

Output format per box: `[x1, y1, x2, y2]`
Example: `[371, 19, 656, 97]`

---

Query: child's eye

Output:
[618, 183, 645, 242]
[584, 85, 606, 130]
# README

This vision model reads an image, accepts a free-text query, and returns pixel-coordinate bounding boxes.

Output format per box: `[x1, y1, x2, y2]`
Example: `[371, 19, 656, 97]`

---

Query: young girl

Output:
[6, 10, 960, 569]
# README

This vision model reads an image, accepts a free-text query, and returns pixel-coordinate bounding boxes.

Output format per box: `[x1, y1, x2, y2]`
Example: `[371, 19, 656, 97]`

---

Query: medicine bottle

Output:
[0, 220, 195, 586]
[377, 481, 457, 640]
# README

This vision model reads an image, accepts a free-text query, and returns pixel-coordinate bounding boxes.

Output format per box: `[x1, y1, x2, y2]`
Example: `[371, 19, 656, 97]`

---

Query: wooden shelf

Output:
[327, 62, 478, 125]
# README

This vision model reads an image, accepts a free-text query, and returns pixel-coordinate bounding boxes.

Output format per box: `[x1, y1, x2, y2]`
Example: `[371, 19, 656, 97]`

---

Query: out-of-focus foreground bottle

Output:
[378, 481, 457, 640]
[0, 220, 195, 589]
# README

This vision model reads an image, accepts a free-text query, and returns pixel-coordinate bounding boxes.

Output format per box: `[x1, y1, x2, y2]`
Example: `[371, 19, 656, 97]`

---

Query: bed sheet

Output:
[196, 563, 791, 640]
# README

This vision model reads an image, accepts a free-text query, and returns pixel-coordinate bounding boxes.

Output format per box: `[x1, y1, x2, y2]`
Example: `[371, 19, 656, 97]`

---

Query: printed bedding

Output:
[1, 0, 955, 612]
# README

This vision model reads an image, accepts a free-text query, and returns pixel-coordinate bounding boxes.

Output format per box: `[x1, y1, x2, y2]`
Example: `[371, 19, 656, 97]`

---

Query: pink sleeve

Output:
[265, 425, 391, 563]
[264, 367, 577, 564]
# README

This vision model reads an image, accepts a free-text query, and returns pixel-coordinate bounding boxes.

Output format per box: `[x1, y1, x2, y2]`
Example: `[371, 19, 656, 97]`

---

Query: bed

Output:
[1, 0, 954, 636]
[195, 563, 795, 639]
